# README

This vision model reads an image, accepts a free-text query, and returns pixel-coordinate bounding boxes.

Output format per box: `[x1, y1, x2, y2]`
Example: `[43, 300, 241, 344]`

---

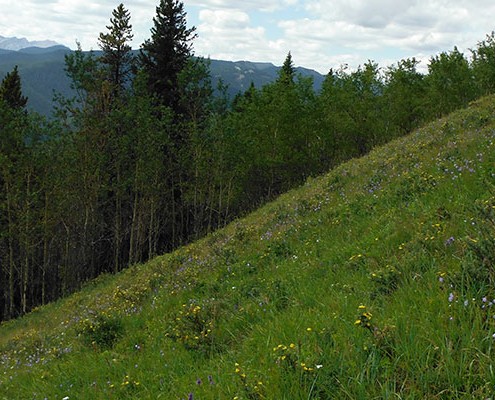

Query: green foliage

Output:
[139, 0, 197, 112]
[471, 31, 495, 95]
[0, 65, 27, 110]
[3, 94, 495, 398]
[98, 3, 135, 96]
[165, 302, 217, 353]
[456, 195, 495, 293]
[384, 58, 426, 135]
[370, 265, 402, 297]
[8, 7, 495, 399]
[426, 47, 477, 117]
[77, 314, 124, 349]
[278, 51, 296, 86]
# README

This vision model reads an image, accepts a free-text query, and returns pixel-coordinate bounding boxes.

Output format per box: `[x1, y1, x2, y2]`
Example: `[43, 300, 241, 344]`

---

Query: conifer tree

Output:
[278, 51, 296, 86]
[0, 66, 27, 110]
[139, 0, 197, 113]
[98, 3, 134, 97]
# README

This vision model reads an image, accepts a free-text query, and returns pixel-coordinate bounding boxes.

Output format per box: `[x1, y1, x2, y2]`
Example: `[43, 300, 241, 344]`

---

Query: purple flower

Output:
[208, 375, 214, 385]
[448, 293, 454, 303]
[188, 393, 194, 400]
[196, 378, 202, 385]
[445, 236, 455, 246]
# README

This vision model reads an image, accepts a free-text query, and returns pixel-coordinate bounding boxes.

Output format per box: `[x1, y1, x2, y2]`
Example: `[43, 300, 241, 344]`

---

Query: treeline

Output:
[2, 1, 495, 321]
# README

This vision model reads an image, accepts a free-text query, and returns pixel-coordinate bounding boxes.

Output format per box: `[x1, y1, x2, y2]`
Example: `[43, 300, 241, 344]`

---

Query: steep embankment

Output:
[1, 96, 495, 398]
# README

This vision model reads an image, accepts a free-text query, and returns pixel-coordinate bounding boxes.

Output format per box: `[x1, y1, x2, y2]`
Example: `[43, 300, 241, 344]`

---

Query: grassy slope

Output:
[2, 96, 495, 399]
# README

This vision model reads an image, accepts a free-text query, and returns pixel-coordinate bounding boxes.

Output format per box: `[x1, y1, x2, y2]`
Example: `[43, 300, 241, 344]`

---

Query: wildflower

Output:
[448, 293, 454, 303]
[464, 300, 469, 307]
[196, 378, 202, 385]
[445, 236, 455, 246]
[208, 375, 214, 385]
[306, 327, 312, 332]
[316, 364, 323, 369]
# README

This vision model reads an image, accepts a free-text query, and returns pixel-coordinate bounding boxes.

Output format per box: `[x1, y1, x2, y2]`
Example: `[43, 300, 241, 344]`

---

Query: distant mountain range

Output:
[0, 35, 61, 51]
[0, 36, 325, 116]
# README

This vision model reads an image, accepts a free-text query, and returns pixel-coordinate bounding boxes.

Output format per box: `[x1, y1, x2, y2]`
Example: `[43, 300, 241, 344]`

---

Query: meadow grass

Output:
[2, 96, 495, 398]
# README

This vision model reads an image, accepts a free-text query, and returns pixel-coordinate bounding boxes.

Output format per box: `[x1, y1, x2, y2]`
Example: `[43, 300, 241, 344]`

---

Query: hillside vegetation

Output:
[4, 1, 495, 323]
[2, 94, 495, 399]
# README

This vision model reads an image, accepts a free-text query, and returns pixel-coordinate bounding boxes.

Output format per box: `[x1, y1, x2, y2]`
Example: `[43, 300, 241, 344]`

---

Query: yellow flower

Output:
[358, 305, 366, 309]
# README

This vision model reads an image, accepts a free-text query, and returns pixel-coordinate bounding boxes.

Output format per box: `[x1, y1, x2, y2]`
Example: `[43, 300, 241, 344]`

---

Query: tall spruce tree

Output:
[139, 0, 197, 113]
[278, 51, 296, 86]
[98, 3, 134, 98]
[0, 66, 27, 110]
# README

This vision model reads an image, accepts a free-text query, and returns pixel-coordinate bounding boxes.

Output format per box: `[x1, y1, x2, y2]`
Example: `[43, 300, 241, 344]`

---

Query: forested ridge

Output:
[2, 0, 495, 321]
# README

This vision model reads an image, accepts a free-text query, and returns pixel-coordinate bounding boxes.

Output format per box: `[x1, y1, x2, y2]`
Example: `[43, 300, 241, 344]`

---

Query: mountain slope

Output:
[1, 96, 495, 398]
[0, 49, 324, 116]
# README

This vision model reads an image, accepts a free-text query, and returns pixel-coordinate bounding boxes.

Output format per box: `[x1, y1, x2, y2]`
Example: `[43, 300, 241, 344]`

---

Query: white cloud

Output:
[0, 0, 157, 50]
[272, 0, 495, 71]
[2, 0, 495, 74]
[187, 0, 295, 12]
[195, 9, 284, 63]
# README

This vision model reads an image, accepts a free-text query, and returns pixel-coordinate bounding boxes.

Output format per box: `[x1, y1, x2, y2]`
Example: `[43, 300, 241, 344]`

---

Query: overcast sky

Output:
[1, 0, 495, 73]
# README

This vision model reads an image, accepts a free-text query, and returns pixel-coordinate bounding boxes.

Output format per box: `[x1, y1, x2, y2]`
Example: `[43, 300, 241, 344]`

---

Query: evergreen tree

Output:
[278, 51, 296, 86]
[139, 0, 197, 112]
[0, 66, 27, 110]
[98, 3, 135, 97]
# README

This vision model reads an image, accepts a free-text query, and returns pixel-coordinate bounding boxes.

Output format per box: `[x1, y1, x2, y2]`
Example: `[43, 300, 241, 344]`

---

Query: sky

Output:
[1, 0, 495, 74]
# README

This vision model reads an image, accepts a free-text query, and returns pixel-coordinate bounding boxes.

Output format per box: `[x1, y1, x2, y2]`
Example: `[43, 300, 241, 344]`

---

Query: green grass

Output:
[3, 95, 495, 399]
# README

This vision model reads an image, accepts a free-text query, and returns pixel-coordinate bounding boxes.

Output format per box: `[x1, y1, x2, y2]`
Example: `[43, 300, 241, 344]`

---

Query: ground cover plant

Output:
[2, 95, 495, 398]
